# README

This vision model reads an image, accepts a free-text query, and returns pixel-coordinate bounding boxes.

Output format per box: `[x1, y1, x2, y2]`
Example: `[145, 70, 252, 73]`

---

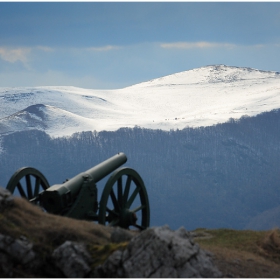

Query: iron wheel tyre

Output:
[6, 167, 50, 204]
[98, 167, 150, 230]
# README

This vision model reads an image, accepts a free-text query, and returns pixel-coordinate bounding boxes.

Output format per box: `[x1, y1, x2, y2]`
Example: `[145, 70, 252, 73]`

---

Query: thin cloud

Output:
[0, 47, 31, 63]
[0, 46, 54, 64]
[160, 41, 237, 49]
[86, 45, 121, 52]
[36, 46, 54, 52]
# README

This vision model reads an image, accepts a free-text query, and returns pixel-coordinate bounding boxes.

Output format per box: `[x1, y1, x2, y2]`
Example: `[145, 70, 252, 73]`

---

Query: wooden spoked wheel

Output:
[6, 167, 50, 204]
[98, 167, 150, 230]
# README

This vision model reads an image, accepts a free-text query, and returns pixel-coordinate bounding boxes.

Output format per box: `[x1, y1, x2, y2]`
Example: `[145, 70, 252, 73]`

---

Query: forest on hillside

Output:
[1, 109, 280, 230]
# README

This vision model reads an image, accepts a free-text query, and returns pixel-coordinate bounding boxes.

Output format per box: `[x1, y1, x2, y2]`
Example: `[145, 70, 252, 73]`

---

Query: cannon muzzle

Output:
[40, 152, 127, 213]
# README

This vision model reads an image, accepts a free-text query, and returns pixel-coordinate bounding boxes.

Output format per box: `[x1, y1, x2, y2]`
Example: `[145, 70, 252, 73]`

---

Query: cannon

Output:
[6, 153, 150, 230]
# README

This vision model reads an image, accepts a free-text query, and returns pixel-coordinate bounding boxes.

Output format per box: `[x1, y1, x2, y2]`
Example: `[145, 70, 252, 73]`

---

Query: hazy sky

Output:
[1, 2, 280, 89]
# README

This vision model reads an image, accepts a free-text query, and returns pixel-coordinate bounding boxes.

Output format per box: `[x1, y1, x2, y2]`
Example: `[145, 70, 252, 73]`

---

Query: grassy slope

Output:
[0, 198, 125, 277]
[1, 198, 280, 277]
[194, 228, 280, 277]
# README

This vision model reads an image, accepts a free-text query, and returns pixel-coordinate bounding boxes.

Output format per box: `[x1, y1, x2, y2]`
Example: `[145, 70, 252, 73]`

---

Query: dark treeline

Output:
[1, 109, 280, 230]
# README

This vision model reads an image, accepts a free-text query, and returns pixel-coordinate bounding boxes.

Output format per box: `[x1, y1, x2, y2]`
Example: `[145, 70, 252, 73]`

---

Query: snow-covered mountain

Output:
[1, 64, 280, 137]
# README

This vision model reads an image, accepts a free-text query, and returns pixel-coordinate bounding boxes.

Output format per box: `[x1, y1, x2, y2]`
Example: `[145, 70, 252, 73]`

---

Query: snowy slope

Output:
[1, 65, 280, 137]
[0, 104, 101, 137]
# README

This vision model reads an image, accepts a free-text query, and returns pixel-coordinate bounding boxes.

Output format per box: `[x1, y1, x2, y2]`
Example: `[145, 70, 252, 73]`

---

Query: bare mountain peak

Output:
[134, 65, 280, 88]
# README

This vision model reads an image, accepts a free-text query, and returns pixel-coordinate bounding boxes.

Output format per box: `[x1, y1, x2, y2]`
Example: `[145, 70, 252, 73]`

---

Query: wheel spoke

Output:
[131, 204, 145, 213]
[17, 182, 27, 198]
[126, 186, 140, 209]
[123, 175, 131, 205]
[117, 177, 123, 208]
[34, 177, 41, 197]
[106, 207, 119, 217]
[25, 175, 33, 199]
[110, 190, 120, 212]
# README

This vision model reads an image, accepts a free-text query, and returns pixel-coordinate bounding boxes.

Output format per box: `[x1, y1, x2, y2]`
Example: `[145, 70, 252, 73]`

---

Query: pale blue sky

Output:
[1, 2, 280, 89]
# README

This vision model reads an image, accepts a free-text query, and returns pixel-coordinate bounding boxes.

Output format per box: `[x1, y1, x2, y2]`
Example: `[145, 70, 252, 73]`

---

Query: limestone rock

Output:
[110, 226, 135, 243]
[95, 225, 222, 278]
[0, 234, 37, 276]
[52, 241, 92, 278]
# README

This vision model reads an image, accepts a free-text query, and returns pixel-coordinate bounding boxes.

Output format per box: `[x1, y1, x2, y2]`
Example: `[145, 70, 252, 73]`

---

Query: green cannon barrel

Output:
[40, 152, 127, 214]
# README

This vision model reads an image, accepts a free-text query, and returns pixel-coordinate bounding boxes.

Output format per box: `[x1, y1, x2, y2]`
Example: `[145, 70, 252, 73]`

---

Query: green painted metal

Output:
[98, 167, 150, 230]
[63, 178, 99, 220]
[6, 167, 50, 204]
[6, 153, 150, 230]
[40, 152, 127, 214]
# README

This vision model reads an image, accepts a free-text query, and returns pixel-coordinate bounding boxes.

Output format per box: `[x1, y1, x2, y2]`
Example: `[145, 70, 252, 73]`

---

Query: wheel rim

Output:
[98, 167, 150, 230]
[6, 167, 50, 204]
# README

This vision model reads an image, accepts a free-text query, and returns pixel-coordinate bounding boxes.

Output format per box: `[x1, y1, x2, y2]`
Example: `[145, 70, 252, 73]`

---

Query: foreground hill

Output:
[195, 228, 280, 277]
[1, 187, 280, 277]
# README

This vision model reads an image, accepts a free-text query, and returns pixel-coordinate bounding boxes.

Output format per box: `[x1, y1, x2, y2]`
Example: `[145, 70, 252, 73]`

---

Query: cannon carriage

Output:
[6, 153, 150, 230]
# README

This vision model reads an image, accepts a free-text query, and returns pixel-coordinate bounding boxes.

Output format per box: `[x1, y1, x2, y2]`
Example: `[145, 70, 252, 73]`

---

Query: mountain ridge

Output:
[1, 64, 280, 137]
[129, 65, 280, 87]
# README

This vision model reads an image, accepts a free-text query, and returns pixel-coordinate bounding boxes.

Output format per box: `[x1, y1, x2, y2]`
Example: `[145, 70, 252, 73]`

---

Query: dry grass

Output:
[194, 228, 264, 255]
[258, 228, 280, 262]
[0, 197, 136, 277]
[194, 228, 280, 262]
[194, 228, 280, 277]
[2, 198, 280, 277]
[0, 198, 113, 254]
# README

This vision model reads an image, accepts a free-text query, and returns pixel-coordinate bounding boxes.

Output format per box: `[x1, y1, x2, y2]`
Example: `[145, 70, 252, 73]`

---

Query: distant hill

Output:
[0, 104, 97, 137]
[1, 109, 280, 230]
[1, 65, 280, 231]
[1, 65, 280, 137]
[246, 206, 280, 230]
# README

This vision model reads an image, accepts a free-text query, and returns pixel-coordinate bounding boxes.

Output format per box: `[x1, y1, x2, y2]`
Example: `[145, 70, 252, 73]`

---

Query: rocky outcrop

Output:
[0, 234, 39, 277]
[52, 241, 92, 278]
[93, 225, 222, 278]
[0, 187, 222, 277]
[0, 188, 39, 276]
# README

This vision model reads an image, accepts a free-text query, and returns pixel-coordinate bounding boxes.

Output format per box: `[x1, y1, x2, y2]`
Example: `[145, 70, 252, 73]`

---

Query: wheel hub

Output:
[120, 209, 138, 228]
[98, 167, 150, 229]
